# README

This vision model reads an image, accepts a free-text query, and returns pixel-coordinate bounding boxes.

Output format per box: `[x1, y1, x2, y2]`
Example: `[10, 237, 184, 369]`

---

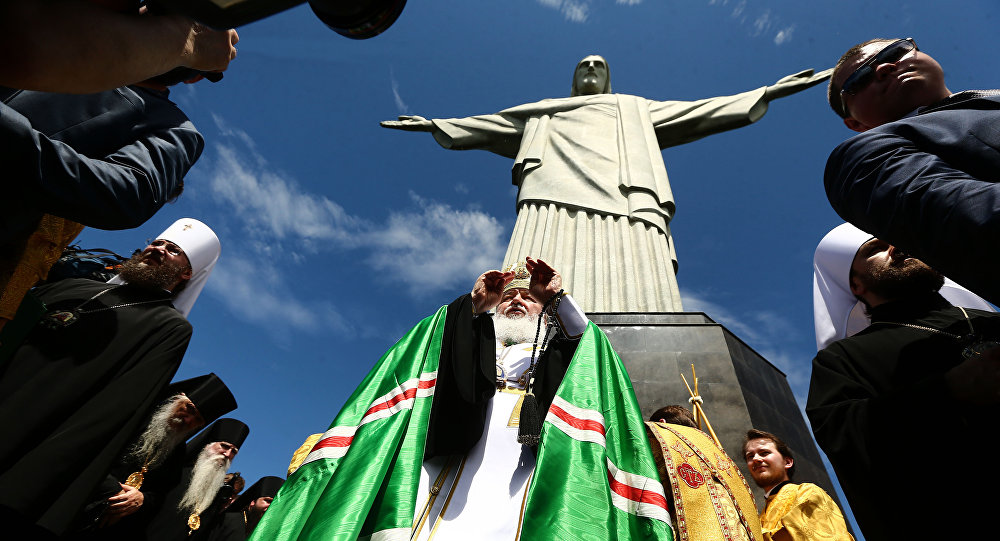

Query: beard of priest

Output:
[0, 219, 220, 539]
[849, 239, 945, 310]
[118, 242, 192, 294]
[492, 287, 547, 346]
[129, 394, 204, 470]
[178, 443, 235, 517]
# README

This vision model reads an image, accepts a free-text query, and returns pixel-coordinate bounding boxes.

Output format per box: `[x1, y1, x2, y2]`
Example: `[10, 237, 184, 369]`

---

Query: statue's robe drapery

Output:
[430, 89, 770, 312]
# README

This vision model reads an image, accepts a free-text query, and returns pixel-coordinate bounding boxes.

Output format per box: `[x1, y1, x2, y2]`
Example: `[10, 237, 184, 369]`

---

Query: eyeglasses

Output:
[839, 38, 917, 114]
[149, 239, 183, 256]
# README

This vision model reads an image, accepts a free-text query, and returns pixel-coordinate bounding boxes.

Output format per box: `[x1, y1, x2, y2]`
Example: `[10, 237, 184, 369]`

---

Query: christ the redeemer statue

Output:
[382, 55, 830, 313]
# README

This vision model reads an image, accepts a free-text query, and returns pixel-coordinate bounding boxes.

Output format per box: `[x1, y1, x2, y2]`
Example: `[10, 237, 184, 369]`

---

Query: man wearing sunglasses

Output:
[824, 37, 1000, 307]
[0, 218, 220, 538]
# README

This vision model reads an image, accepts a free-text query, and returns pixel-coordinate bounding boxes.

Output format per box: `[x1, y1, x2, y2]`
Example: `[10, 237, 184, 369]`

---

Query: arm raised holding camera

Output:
[0, 0, 237, 93]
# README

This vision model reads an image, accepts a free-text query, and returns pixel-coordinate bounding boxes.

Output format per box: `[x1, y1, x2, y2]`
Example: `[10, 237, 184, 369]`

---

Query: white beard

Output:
[129, 395, 189, 469]
[492, 313, 548, 346]
[178, 447, 231, 515]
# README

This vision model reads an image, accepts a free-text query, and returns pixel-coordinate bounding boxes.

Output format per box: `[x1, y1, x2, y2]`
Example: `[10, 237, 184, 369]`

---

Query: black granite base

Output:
[590, 312, 839, 510]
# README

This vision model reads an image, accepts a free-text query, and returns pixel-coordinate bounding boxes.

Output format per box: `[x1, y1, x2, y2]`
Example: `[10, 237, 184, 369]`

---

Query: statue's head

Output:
[571, 54, 611, 96]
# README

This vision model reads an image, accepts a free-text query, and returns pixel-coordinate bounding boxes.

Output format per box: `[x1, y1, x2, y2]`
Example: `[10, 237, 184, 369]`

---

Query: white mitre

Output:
[110, 218, 221, 318]
[813, 222, 994, 351]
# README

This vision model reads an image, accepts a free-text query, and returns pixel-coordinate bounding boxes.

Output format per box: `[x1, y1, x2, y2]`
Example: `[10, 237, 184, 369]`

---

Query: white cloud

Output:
[563, 1, 590, 22]
[208, 256, 353, 335]
[774, 24, 795, 45]
[752, 9, 772, 36]
[616, 0, 642, 5]
[364, 193, 507, 297]
[390, 68, 409, 114]
[730, 0, 746, 18]
[209, 144, 360, 246]
[199, 119, 510, 331]
[707, 0, 795, 45]
[535, 0, 591, 23]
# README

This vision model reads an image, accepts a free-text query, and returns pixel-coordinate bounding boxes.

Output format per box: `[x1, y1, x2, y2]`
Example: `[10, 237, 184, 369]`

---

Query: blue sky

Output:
[73, 1, 999, 537]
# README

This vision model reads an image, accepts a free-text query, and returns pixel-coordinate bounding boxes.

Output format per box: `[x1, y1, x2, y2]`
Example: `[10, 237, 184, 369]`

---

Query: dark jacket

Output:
[825, 91, 1000, 305]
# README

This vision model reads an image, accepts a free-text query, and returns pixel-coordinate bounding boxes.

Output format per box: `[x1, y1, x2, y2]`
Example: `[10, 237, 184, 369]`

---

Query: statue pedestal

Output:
[591, 312, 838, 509]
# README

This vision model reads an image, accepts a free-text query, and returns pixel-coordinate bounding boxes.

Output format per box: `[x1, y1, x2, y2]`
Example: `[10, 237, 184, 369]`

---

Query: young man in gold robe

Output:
[743, 430, 852, 541]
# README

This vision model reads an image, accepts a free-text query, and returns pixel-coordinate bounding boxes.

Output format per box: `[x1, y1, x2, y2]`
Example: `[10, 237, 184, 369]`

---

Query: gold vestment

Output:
[646, 422, 762, 541]
[759, 482, 854, 541]
[1, 215, 82, 322]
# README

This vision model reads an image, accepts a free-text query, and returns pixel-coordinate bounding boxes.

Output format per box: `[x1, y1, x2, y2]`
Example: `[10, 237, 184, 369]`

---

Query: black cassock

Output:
[806, 293, 1000, 541]
[139, 463, 230, 541]
[204, 511, 247, 541]
[424, 293, 580, 458]
[78, 444, 187, 541]
[0, 278, 192, 536]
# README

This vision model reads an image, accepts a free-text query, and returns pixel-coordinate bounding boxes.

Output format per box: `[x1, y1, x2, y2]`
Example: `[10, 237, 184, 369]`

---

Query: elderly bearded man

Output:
[0, 218, 220, 538]
[807, 224, 1000, 540]
[824, 37, 1000, 307]
[137, 418, 249, 541]
[79, 373, 237, 537]
[254, 258, 672, 540]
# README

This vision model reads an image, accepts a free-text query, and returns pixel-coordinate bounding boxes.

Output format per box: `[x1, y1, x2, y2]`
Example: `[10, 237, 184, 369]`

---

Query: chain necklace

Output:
[870, 306, 1000, 359]
[41, 286, 170, 329]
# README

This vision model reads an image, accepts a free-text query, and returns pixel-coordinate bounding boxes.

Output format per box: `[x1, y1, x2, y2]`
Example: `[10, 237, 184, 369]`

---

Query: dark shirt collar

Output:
[765, 480, 792, 499]
[115, 282, 175, 301]
[868, 291, 951, 323]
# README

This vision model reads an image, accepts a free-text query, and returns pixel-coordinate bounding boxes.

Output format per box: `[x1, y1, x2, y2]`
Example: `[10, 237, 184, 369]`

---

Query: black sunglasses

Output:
[148, 239, 183, 256]
[839, 38, 917, 113]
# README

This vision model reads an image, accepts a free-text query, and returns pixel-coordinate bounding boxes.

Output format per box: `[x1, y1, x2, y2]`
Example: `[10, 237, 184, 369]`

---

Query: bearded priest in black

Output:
[0, 218, 220, 538]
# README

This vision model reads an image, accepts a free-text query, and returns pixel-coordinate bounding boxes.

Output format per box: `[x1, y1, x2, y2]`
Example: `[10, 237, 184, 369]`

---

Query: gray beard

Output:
[492, 313, 547, 346]
[179, 448, 231, 515]
[129, 395, 189, 469]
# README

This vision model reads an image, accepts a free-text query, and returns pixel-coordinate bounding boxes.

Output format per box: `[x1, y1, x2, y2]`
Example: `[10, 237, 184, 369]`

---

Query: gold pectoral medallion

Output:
[187, 513, 200, 534]
[124, 462, 149, 489]
[124, 471, 144, 490]
[42, 309, 79, 329]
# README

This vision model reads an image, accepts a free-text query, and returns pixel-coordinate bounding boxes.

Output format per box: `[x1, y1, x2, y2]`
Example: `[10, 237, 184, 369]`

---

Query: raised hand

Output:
[380, 115, 435, 131]
[180, 21, 239, 73]
[471, 269, 514, 314]
[525, 257, 562, 307]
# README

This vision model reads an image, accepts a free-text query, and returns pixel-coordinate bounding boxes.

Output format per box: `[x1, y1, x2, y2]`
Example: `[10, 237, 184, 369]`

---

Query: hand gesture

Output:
[764, 68, 833, 101]
[380, 115, 435, 131]
[526, 257, 562, 307]
[102, 483, 144, 525]
[178, 19, 239, 73]
[471, 270, 514, 314]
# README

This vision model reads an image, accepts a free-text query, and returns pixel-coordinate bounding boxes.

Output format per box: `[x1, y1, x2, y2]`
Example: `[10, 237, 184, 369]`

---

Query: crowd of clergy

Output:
[2, 3, 999, 538]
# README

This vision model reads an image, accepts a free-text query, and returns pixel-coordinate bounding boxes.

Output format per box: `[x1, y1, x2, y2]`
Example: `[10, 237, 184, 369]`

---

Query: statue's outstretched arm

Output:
[764, 68, 833, 101]
[380, 115, 435, 132]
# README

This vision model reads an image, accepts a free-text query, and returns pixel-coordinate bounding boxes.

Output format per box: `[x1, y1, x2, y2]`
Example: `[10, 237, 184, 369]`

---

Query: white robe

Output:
[411, 342, 536, 541]
[412, 298, 589, 540]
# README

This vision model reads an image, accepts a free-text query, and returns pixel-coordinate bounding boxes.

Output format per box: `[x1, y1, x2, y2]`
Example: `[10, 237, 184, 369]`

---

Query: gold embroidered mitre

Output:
[502, 260, 531, 293]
